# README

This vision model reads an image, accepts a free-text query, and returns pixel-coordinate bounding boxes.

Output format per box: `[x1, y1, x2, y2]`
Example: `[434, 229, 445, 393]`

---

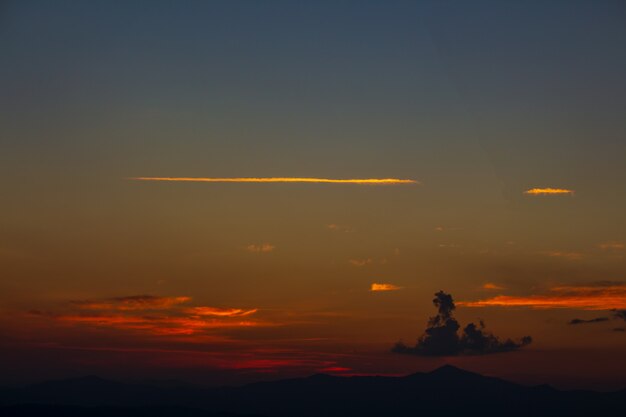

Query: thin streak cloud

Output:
[130, 177, 418, 185]
[523, 188, 574, 195]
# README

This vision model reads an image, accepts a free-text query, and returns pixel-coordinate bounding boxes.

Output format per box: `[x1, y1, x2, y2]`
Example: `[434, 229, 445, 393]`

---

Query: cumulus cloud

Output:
[392, 291, 531, 356]
[459, 283, 626, 310]
[371, 283, 402, 292]
[523, 188, 574, 195]
[246, 243, 275, 253]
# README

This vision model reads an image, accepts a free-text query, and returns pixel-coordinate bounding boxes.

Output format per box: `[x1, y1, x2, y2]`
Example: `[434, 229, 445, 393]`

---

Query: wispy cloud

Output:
[130, 177, 418, 185]
[246, 243, 275, 253]
[599, 241, 625, 251]
[482, 283, 505, 290]
[568, 317, 609, 325]
[349, 259, 373, 267]
[459, 283, 626, 310]
[543, 251, 584, 260]
[326, 224, 354, 233]
[370, 283, 402, 292]
[185, 307, 258, 317]
[71, 295, 192, 311]
[523, 187, 574, 195]
[34, 295, 263, 336]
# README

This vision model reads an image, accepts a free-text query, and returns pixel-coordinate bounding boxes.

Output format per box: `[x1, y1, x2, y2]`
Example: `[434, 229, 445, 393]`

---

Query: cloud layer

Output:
[393, 291, 531, 356]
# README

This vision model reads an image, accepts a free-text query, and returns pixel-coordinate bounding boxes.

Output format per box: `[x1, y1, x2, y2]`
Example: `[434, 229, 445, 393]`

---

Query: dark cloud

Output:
[568, 317, 609, 325]
[613, 328, 625, 332]
[613, 310, 626, 322]
[392, 291, 531, 356]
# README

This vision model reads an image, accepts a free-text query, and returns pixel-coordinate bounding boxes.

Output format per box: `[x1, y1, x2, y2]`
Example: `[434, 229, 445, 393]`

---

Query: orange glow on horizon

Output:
[129, 177, 418, 185]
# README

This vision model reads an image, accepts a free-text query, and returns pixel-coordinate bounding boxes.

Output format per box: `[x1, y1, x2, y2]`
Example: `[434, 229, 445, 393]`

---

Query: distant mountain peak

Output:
[428, 364, 480, 377]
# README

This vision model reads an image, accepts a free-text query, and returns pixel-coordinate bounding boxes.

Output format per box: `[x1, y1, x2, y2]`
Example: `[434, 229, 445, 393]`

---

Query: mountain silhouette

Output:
[0, 366, 623, 416]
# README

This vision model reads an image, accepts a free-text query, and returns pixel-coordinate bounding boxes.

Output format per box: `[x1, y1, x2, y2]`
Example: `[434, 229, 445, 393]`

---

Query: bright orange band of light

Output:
[130, 177, 418, 185]
[524, 188, 574, 195]
[458, 285, 626, 310]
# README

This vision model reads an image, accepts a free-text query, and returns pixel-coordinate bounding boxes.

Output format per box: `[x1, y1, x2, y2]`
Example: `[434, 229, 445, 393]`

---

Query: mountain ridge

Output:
[1, 365, 623, 417]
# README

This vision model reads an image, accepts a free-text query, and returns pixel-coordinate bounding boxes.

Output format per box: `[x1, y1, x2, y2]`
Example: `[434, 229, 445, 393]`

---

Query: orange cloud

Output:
[523, 188, 574, 195]
[459, 284, 626, 310]
[35, 295, 264, 337]
[349, 259, 373, 267]
[326, 224, 354, 233]
[246, 243, 275, 253]
[370, 283, 402, 292]
[71, 295, 191, 311]
[599, 241, 625, 250]
[186, 307, 258, 317]
[543, 251, 584, 260]
[55, 314, 264, 335]
[130, 177, 418, 185]
[482, 283, 505, 290]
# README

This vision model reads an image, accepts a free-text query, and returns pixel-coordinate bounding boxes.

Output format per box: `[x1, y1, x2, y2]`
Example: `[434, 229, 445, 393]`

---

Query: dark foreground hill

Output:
[0, 365, 623, 417]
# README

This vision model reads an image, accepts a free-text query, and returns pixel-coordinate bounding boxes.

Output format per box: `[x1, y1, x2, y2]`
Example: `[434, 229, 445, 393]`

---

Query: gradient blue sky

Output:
[1, 0, 625, 389]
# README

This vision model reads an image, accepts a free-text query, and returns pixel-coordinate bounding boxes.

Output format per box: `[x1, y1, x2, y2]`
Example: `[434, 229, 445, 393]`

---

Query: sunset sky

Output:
[1, 1, 625, 390]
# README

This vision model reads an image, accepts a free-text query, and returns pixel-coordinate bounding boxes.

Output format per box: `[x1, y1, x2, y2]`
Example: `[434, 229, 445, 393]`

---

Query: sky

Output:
[1, 0, 625, 390]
